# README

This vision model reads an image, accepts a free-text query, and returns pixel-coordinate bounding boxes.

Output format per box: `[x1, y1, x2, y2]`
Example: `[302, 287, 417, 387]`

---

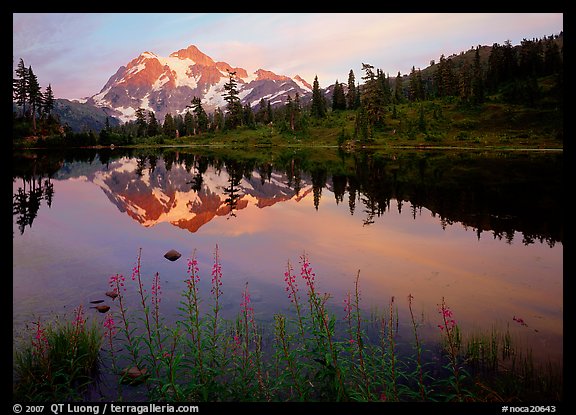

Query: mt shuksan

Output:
[87, 45, 313, 123]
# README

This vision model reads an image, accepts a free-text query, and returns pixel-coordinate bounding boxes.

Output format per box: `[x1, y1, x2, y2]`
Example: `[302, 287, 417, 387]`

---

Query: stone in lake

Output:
[92, 305, 110, 313]
[164, 249, 182, 261]
[121, 366, 148, 384]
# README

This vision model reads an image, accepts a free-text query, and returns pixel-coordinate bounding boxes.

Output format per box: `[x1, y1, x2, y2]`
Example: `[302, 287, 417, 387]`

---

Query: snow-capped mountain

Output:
[87, 44, 313, 123]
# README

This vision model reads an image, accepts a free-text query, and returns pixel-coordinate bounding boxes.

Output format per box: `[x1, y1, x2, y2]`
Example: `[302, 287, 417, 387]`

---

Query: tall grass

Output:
[14, 245, 563, 402]
[13, 305, 102, 401]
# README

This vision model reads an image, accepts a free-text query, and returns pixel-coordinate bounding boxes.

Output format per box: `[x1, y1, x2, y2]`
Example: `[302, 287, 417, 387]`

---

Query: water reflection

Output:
[12, 146, 563, 374]
[13, 147, 563, 246]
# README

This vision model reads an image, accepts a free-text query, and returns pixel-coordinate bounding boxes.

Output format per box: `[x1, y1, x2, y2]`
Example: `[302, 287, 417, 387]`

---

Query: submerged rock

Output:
[92, 305, 110, 313]
[164, 249, 181, 261]
[121, 366, 148, 384]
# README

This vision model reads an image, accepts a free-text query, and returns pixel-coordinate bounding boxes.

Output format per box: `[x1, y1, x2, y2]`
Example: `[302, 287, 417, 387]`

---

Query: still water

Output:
[13, 147, 563, 372]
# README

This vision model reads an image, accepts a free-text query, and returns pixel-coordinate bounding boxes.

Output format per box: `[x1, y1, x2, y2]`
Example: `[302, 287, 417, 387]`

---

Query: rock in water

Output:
[92, 305, 110, 313]
[121, 366, 148, 384]
[164, 249, 181, 261]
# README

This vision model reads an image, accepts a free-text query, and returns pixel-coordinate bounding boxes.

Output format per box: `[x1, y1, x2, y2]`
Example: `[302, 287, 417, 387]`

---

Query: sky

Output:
[13, 13, 564, 101]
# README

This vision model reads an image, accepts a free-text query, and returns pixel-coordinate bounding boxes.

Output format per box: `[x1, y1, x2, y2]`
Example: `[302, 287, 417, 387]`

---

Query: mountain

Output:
[52, 98, 122, 133]
[87, 45, 313, 123]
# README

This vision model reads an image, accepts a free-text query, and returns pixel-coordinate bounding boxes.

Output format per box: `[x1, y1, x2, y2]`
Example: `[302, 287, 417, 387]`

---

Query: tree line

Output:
[13, 31, 562, 146]
[12, 58, 59, 137]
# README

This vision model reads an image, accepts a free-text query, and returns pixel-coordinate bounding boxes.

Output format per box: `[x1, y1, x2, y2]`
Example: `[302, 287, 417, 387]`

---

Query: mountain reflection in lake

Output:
[13, 147, 562, 369]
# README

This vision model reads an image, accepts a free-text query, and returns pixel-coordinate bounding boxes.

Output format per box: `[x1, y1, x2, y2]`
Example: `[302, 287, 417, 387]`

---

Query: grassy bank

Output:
[14, 94, 563, 151]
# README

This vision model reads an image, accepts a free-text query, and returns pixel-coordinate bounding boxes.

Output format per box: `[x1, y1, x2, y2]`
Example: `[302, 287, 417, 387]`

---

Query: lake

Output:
[13, 146, 563, 386]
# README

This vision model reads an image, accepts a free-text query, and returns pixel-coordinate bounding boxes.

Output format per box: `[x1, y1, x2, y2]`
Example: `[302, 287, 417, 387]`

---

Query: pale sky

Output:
[13, 13, 564, 101]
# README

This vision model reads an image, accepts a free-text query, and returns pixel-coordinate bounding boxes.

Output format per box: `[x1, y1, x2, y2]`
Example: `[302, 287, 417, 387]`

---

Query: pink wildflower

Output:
[103, 313, 117, 337]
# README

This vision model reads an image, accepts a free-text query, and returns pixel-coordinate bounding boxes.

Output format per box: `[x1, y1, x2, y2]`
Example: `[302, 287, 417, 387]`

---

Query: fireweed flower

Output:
[300, 254, 316, 289]
[438, 301, 457, 332]
[186, 257, 200, 289]
[32, 318, 48, 358]
[211, 248, 223, 298]
[240, 283, 254, 326]
[109, 273, 126, 293]
[73, 305, 86, 330]
[103, 313, 117, 337]
[151, 272, 162, 305]
[283, 261, 299, 303]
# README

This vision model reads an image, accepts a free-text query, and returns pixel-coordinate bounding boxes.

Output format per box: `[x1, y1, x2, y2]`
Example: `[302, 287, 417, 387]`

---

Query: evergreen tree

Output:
[360, 63, 386, 130]
[310, 75, 326, 118]
[394, 71, 403, 103]
[222, 70, 243, 129]
[332, 80, 346, 111]
[255, 98, 268, 124]
[147, 111, 160, 136]
[135, 108, 148, 137]
[163, 113, 176, 137]
[26, 66, 42, 132]
[188, 97, 208, 133]
[243, 103, 256, 128]
[184, 111, 196, 135]
[213, 107, 224, 132]
[42, 84, 55, 117]
[471, 46, 485, 104]
[13, 58, 29, 116]
[346, 70, 357, 109]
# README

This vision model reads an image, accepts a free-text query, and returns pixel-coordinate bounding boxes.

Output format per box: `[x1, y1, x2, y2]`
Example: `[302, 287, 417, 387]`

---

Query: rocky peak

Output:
[255, 69, 291, 82]
[169, 44, 215, 66]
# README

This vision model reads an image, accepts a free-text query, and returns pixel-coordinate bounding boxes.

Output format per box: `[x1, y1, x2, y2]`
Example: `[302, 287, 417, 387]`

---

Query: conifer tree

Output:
[394, 71, 403, 103]
[360, 63, 386, 130]
[346, 69, 357, 109]
[310, 75, 326, 118]
[184, 111, 196, 135]
[26, 66, 42, 132]
[13, 58, 29, 116]
[222, 70, 243, 129]
[332, 80, 346, 111]
[135, 108, 148, 137]
[163, 113, 176, 137]
[243, 103, 255, 128]
[188, 97, 208, 133]
[147, 111, 160, 136]
[471, 46, 485, 104]
[42, 84, 55, 117]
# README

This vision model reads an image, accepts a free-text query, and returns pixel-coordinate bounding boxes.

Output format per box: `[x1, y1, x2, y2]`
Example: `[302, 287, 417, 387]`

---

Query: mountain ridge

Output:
[87, 44, 313, 123]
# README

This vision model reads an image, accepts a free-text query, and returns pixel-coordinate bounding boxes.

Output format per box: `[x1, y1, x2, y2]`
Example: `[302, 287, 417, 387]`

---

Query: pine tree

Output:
[147, 111, 160, 136]
[42, 84, 55, 117]
[346, 70, 357, 109]
[13, 58, 29, 116]
[255, 98, 268, 124]
[243, 103, 255, 129]
[360, 63, 386, 131]
[394, 71, 403, 103]
[471, 46, 485, 104]
[332, 80, 346, 111]
[26, 66, 42, 133]
[187, 97, 208, 133]
[184, 111, 196, 135]
[135, 108, 148, 137]
[163, 113, 176, 137]
[222, 70, 243, 129]
[310, 75, 326, 118]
